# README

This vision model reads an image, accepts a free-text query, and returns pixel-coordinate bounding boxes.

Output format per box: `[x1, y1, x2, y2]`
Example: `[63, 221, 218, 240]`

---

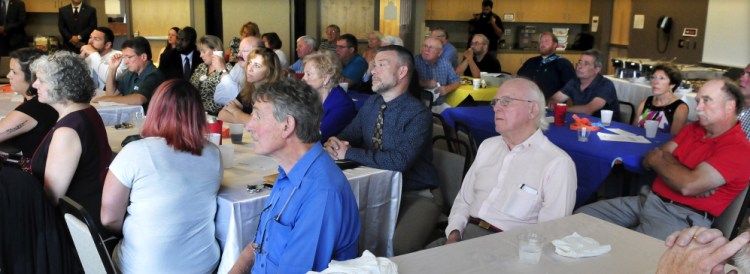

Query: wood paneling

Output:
[610, 0, 631, 45]
[379, 0, 400, 37]
[131, 0, 191, 37]
[26, 0, 65, 13]
[321, 0, 374, 39]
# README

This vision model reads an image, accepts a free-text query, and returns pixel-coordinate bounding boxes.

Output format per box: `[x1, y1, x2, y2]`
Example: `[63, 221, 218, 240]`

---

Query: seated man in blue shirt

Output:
[548, 49, 620, 120]
[415, 37, 461, 112]
[93, 36, 164, 113]
[230, 79, 360, 274]
[335, 34, 368, 86]
[325, 45, 440, 255]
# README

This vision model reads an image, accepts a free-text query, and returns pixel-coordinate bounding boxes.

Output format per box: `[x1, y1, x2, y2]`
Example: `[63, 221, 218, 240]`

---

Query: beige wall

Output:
[222, 1, 292, 61]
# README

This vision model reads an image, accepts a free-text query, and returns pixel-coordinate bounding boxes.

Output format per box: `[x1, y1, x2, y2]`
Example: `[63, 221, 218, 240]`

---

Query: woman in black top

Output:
[0, 48, 58, 163]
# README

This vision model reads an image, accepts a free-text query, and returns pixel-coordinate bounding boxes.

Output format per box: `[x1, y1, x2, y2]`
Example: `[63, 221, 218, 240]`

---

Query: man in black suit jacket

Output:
[158, 26, 202, 80]
[58, 0, 97, 52]
[0, 0, 27, 56]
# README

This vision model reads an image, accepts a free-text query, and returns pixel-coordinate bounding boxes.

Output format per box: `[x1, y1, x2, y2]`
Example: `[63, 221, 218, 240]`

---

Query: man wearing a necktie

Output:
[324, 45, 440, 255]
[58, 0, 97, 52]
[0, 0, 27, 56]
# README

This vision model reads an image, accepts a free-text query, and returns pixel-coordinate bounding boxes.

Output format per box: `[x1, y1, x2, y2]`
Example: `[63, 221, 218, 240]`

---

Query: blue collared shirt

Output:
[252, 143, 360, 274]
[341, 54, 368, 85]
[441, 42, 459, 68]
[290, 59, 303, 73]
[414, 55, 460, 87]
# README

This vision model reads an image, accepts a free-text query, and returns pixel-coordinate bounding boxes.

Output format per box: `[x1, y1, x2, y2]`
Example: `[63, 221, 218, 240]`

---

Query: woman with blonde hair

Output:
[219, 47, 282, 124]
[190, 35, 232, 115]
[302, 51, 356, 141]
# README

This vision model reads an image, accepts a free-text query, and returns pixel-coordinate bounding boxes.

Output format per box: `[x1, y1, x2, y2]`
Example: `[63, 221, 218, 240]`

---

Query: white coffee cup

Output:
[600, 110, 613, 126]
[219, 144, 234, 169]
[207, 133, 221, 146]
[644, 120, 659, 138]
[472, 79, 481, 90]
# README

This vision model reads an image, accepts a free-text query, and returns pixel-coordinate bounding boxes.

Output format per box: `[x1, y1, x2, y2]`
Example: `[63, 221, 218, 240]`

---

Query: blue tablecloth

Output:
[441, 106, 674, 207]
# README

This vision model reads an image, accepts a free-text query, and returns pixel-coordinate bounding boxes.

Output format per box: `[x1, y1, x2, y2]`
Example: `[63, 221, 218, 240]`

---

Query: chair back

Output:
[59, 196, 117, 274]
[619, 101, 636, 124]
[432, 136, 470, 214]
[713, 184, 750, 238]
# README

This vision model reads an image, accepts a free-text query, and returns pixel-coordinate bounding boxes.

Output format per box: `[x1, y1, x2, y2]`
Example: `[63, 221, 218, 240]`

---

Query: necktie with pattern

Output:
[372, 102, 386, 150]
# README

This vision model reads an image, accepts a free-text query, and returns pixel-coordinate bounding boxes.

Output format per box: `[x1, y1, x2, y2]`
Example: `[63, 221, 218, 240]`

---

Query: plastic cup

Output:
[518, 232, 545, 264]
[219, 144, 234, 169]
[339, 82, 349, 92]
[129, 111, 145, 128]
[600, 110, 613, 126]
[228, 123, 245, 144]
[207, 133, 221, 146]
[553, 103, 567, 126]
[577, 127, 590, 142]
[472, 79, 480, 90]
[645, 120, 659, 138]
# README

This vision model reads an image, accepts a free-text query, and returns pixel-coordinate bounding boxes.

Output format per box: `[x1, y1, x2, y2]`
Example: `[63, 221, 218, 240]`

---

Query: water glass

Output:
[518, 232, 545, 264]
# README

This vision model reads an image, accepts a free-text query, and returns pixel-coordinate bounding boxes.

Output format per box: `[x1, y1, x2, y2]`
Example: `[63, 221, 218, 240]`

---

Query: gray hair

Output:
[199, 35, 223, 50]
[504, 78, 549, 131]
[582, 49, 603, 68]
[472, 33, 489, 45]
[297, 35, 318, 50]
[31, 51, 95, 104]
[252, 78, 323, 143]
[381, 35, 403, 46]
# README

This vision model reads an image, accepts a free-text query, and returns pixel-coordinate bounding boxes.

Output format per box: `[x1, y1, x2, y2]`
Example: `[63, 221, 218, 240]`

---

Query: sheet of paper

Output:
[605, 128, 638, 137]
[597, 132, 651, 144]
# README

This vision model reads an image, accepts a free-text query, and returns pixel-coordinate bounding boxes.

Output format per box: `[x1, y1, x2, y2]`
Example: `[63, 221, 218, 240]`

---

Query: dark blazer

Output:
[1, 0, 27, 52]
[58, 3, 97, 51]
[158, 47, 203, 80]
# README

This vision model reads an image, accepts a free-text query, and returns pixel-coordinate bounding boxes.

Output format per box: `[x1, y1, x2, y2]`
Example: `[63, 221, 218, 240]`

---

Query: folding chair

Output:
[713, 184, 750, 238]
[59, 196, 117, 274]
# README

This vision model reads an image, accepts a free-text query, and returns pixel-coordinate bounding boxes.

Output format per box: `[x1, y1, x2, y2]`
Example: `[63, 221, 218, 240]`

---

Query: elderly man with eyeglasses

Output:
[433, 78, 576, 246]
[455, 33, 501, 78]
[548, 49, 620, 120]
[415, 37, 461, 112]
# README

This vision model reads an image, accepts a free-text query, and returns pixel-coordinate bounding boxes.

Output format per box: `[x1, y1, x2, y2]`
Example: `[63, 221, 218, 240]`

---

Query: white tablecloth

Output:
[606, 75, 698, 122]
[391, 214, 736, 273]
[211, 136, 403, 273]
[0, 91, 144, 126]
[105, 127, 404, 273]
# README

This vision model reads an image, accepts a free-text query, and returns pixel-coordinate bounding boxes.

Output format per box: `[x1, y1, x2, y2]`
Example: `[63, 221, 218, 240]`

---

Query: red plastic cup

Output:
[553, 103, 567, 126]
[208, 119, 223, 145]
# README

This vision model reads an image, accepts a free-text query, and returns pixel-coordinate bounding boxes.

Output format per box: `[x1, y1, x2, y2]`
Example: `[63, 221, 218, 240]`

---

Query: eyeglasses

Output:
[490, 96, 534, 107]
[471, 41, 487, 46]
[576, 60, 595, 67]
[422, 45, 442, 50]
[335, 45, 350, 49]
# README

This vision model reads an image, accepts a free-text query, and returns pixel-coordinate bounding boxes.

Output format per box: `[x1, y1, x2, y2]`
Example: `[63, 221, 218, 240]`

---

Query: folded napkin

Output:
[551, 232, 611, 258]
[307, 250, 398, 274]
[597, 132, 651, 144]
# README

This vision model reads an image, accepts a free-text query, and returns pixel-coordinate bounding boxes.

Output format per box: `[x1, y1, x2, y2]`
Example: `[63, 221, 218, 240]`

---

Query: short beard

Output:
[733, 245, 750, 273]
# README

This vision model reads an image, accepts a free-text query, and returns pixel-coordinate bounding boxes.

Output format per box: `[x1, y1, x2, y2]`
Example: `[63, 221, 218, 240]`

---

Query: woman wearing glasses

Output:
[219, 47, 282, 124]
[101, 80, 221, 273]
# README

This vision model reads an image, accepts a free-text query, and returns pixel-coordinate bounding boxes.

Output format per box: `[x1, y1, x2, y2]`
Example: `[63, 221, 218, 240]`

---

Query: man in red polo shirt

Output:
[576, 78, 750, 240]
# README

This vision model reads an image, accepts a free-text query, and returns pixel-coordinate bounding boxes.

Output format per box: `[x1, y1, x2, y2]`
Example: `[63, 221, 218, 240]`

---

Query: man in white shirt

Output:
[80, 26, 126, 91]
[442, 78, 576, 245]
[213, 36, 264, 106]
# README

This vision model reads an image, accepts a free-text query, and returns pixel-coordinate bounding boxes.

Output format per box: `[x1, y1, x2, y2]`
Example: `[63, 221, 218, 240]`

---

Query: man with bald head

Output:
[577, 78, 750, 240]
[213, 36, 264, 106]
[415, 37, 460, 112]
[433, 78, 576, 246]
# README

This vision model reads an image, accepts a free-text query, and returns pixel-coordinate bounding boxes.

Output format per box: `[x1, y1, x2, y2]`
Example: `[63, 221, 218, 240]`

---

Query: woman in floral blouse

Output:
[189, 35, 232, 115]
